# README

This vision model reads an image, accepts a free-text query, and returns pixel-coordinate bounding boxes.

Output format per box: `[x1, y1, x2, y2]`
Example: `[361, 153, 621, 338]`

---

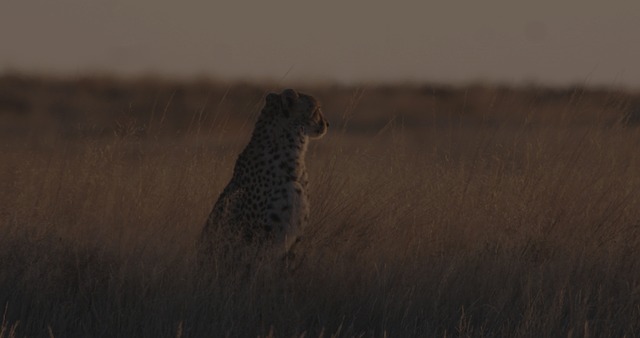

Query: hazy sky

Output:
[3, 1, 640, 87]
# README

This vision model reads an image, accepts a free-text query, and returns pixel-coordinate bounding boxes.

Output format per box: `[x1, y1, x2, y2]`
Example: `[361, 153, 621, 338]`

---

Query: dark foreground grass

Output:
[2, 124, 640, 337]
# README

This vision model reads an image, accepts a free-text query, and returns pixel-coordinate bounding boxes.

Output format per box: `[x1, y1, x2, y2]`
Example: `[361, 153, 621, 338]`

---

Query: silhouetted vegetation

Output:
[1, 74, 640, 337]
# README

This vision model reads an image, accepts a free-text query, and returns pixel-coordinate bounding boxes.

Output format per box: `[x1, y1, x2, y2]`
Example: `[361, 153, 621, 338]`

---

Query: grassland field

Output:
[1, 74, 640, 337]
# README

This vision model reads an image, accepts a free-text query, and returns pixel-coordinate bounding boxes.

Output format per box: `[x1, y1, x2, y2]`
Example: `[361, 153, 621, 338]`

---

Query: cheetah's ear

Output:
[281, 88, 299, 112]
[264, 93, 282, 115]
[266, 93, 280, 107]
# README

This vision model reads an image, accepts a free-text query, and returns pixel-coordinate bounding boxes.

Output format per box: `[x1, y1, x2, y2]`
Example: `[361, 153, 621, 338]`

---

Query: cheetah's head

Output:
[264, 89, 329, 139]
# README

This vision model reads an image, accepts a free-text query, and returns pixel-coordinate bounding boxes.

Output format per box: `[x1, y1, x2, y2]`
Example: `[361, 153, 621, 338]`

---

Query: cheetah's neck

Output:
[238, 119, 309, 182]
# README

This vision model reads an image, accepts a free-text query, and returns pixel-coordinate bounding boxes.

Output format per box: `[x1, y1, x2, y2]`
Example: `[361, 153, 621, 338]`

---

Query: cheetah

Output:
[199, 88, 328, 263]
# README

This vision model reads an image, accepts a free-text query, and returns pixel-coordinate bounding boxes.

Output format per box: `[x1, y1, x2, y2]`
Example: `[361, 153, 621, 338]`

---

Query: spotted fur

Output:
[199, 89, 328, 259]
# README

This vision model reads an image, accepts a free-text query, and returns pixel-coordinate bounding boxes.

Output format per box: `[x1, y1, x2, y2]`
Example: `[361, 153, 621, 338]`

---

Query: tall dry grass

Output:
[1, 76, 640, 337]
